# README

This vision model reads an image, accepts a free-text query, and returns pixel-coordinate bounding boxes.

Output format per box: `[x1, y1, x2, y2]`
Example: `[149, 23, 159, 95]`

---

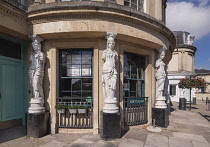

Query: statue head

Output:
[29, 35, 44, 52]
[107, 37, 115, 50]
[159, 50, 165, 60]
[106, 32, 117, 50]
[32, 40, 41, 52]
[157, 47, 166, 60]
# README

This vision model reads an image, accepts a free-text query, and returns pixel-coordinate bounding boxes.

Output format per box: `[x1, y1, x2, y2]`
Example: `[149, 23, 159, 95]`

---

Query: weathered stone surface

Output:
[39, 140, 66, 147]
[66, 138, 95, 147]
[145, 134, 168, 147]
[173, 132, 208, 143]
[118, 139, 144, 147]
[192, 141, 210, 147]
[169, 137, 193, 147]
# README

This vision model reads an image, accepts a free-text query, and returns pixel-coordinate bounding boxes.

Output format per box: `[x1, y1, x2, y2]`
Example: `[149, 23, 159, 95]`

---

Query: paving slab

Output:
[169, 137, 193, 147]
[92, 140, 117, 147]
[192, 141, 210, 147]
[55, 134, 85, 144]
[145, 134, 168, 147]
[123, 128, 148, 142]
[118, 139, 144, 147]
[66, 138, 95, 147]
[173, 132, 208, 143]
[39, 135, 56, 143]
[81, 134, 102, 142]
[38, 140, 66, 147]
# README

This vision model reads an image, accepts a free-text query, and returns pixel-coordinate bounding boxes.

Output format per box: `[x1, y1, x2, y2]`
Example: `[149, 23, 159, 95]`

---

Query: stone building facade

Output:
[167, 31, 196, 102]
[0, 0, 175, 134]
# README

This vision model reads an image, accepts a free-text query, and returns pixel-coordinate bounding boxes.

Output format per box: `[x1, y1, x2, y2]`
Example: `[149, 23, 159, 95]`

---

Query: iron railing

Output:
[56, 97, 93, 128]
[124, 97, 148, 126]
[3, 0, 27, 11]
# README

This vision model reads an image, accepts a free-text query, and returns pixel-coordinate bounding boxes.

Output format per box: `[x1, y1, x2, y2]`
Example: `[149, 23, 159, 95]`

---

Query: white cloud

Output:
[166, 1, 210, 39]
[199, 0, 209, 7]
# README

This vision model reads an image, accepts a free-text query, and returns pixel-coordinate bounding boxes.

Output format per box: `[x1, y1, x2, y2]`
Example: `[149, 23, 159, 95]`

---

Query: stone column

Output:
[155, 47, 167, 109]
[28, 35, 45, 114]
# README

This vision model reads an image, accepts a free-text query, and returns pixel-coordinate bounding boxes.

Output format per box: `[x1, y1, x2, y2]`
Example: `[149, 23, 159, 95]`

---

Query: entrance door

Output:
[123, 52, 148, 126]
[0, 36, 27, 129]
[0, 61, 20, 121]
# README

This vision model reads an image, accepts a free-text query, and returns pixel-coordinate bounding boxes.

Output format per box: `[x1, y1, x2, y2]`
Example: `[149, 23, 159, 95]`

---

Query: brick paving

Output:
[0, 99, 210, 147]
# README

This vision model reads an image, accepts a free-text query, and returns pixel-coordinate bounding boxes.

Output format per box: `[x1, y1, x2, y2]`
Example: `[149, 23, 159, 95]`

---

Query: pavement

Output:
[1, 99, 210, 147]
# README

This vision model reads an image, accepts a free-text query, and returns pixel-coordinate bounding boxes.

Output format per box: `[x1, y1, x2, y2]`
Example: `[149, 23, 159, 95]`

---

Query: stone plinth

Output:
[27, 112, 49, 138]
[101, 112, 121, 139]
[152, 108, 169, 128]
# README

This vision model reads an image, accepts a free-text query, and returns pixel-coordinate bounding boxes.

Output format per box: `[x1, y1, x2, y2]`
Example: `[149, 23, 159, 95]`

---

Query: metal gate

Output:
[124, 97, 148, 126]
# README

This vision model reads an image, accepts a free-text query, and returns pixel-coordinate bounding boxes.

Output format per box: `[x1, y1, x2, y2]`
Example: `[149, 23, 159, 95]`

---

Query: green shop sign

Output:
[128, 98, 145, 105]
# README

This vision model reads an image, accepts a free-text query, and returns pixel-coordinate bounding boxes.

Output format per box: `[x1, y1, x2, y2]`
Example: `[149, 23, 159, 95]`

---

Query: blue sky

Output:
[166, 0, 210, 70]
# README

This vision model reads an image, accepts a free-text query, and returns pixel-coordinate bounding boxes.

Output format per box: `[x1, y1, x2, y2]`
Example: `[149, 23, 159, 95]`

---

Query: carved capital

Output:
[29, 35, 44, 44]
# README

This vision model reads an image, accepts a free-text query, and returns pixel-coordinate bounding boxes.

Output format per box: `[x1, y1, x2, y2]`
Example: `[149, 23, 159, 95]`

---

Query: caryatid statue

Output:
[102, 32, 119, 113]
[155, 47, 167, 109]
[28, 35, 45, 113]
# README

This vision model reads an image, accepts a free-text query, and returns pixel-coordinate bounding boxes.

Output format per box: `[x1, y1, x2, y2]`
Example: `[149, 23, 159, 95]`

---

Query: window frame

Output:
[123, 52, 146, 98]
[169, 85, 176, 96]
[59, 49, 93, 101]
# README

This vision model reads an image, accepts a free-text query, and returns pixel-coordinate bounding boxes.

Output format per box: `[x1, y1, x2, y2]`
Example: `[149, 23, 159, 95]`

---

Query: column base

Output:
[103, 98, 119, 113]
[101, 112, 121, 139]
[27, 112, 50, 138]
[28, 98, 45, 114]
[152, 108, 169, 128]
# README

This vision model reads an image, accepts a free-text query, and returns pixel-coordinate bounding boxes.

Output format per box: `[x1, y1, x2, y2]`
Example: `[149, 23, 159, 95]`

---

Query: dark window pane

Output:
[72, 91, 82, 97]
[62, 79, 71, 91]
[82, 78, 92, 91]
[124, 1, 129, 6]
[131, 66, 137, 79]
[62, 92, 71, 97]
[124, 66, 130, 78]
[131, 0, 137, 4]
[72, 51, 81, 64]
[66, 54, 72, 64]
[130, 80, 137, 91]
[82, 92, 92, 97]
[124, 91, 129, 97]
[61, 65, 67, 77]
[130, 92, 136, 97]
[170, 85, 176, 95]
[0, 38, 21, 59]
[72, 79, 81, 91]
[82, 51, 92, 64]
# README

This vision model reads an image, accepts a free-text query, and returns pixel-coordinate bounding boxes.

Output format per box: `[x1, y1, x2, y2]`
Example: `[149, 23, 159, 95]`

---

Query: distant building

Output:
[195, 69, 210, 100]
[167, 31, 197, 102]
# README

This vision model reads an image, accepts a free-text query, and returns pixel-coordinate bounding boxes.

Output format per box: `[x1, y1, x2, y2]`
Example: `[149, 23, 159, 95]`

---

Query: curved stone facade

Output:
[0, 0, 175, 133]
